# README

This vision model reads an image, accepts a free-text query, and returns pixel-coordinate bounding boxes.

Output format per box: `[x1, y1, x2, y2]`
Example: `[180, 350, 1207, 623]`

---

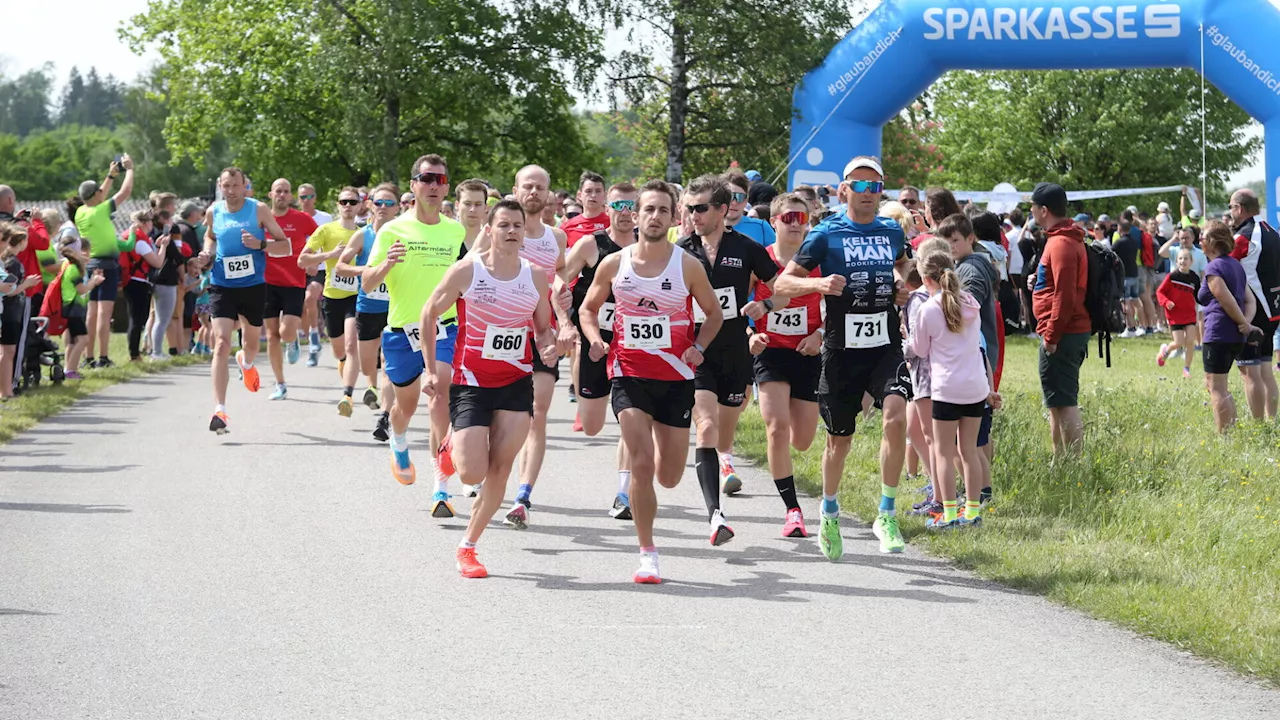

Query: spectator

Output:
[1156, 201, 1176, 238]
[917, 186, 962, 250]
[1113, 217, 1142, 337]
[1030, 182, 1090, 455]
[35, 210, 63, 296]
[747, 180, 778, 208]
[1198, 221, 1259, 432]
[75, 153, 136, 368]
[58, 243, 105, 379]
[120, 210, 164, 362]
[149, 209, 193, 360]
[1006, 208, 1028, 330]
[173, 202, 203, 355]
[1180, 188, 1205, 228]
[1, 223, 41, 398]
[899, 185, 922, 213]
[1227, 188, 1280, 421]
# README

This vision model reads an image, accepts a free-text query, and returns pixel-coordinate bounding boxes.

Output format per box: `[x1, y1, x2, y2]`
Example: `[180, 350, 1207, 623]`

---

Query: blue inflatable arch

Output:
[790, 0, 1280, 223]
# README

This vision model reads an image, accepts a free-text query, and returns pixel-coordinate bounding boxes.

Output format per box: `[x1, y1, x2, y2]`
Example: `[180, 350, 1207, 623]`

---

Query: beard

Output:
[521, 195, 547, 215]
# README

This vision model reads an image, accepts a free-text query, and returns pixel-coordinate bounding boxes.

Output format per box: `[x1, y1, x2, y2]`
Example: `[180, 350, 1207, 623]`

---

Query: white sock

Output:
[434, 479, 449, 495]
[391, 433, 409, 452]
[214, 404, 226, 414]
[459, 539, 475, 550]
[618, 470, 631, 495]
[719, 452, 733, 466]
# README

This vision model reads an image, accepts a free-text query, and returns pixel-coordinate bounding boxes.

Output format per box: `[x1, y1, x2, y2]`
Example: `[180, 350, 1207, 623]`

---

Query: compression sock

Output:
[309, 330, 320, 347]
[879, 482, 897, 515]
[343, 385, 354, 397]
[775, 475, 800, 511]
[695, 448, 720, 520]
[821, 494, 839, 519]
[618, 470, 631, 495]
[515, 483, 532, 507]
[966, 499, 982, 522]
[943, 499, 958, 523]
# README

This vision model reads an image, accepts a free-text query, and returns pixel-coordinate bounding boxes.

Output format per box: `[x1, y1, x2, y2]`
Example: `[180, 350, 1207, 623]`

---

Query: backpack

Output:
[1084, 242, 1126, 367]
[38, 262, 69, 337]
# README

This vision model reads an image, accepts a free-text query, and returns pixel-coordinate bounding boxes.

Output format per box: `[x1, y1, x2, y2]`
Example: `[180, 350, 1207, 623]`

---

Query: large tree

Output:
[123, 0, 606, 192]
[0, 65, 56, 137]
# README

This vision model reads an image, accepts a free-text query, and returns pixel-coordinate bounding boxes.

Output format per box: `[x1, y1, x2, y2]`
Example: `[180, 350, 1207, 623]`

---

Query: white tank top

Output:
[520, 224, 560, 285]
[609, 244, 695, 382]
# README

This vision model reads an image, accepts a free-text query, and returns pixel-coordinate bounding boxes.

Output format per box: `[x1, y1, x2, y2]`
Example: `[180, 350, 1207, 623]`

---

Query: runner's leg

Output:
[462, 410, 533, 545]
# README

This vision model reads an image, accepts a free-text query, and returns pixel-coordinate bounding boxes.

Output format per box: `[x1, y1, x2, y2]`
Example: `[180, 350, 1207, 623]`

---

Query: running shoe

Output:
[269, 384, 288, 401]
[926, 515, 960, 531]
[431, 491, 455, 519]
[209, 411, 229, 435]
[1119, 328, 1135, 339]
[437, 433, 455, 477]
[362, 387, 379, 410]
[568, 385, 577, 404]
[720, 457, 742, 495]
[286, 340, 301, 365]
[634, 552, 661, 584]
[306, 347, 319, 367]
[818, 515, 843, 561]
[373, 413, 390, 442]
[456, 547, 488, 579]
[710, 509, 735, 546]
[338, 395, 353, 417]
[65, 371, 83, 380]
[1156, 343, 1169, 367]
[1135, 327, 1148, 337]
[979, 487, 993, 506]
[1183, 367, 1192, 379]
[911, 484, 935, 512]
[610, 493, 632, 520]
[782, 507, 808, 538]
[97, 357, 114, 369]
[84, 358, 97, 369]
[572, 414, 584, 433]
[504, 502, 529, 530]
[235, 350, 260, 392]
[957, 514, 983, 528]
[873, 513, 905, 553]
[909, 500, 942, 517]
[390, 447, 415, 485]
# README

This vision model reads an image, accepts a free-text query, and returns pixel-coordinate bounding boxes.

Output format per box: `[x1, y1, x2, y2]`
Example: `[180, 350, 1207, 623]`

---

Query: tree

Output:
[0, 125, 124, 199]
[0, 65, 55, 137]
[58, 67, 126, 129]
[881, 103, 944, 190]
[124, 0, 607, 192]
[604, 0, 849, 183]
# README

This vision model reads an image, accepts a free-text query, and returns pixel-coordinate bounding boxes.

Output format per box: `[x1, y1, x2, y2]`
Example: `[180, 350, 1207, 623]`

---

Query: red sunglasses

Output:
[777, 211, 809, 226]
[413, 172, 448, 186]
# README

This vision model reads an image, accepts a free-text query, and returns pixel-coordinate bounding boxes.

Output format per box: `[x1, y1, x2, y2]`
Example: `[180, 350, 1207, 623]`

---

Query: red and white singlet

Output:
[452, 256, 542, 388]
[754, 245, 822, 350]
[520, 223, 560, 286]
[608, 245, 696, 382]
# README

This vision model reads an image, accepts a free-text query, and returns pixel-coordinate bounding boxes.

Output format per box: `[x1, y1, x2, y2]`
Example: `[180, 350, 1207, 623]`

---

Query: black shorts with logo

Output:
[533, 345, 561, 380]
[449, 375, 534, 430]
[264, 284, 305, 319]
[753, 346, 820, 402]
[576, 334, 612, 400]
[612, 377, 694, 428]
[357, 311, 388, 342]
[694, 338, 752, 407]
[818, 343, 911, 437]
[208, 284, 266, 327]
[322, 295, 357, 338]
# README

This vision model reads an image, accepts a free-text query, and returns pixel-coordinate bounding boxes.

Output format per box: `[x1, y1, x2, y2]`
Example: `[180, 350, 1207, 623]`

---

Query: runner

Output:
[362, 154, 464, 518]
[774, 156, 913, 559]
[724, 171, 776, 247]
[748, 192, 823, 537]
[421, 199, 559, 578]
[676, 174, 778, 545]
[298, 184, 332, 367]
[448, 179, 494, 494]
[299, 187, 362, 416]
[579, 179, 723, 583]
[559, 171, 610, 248]
[562, 181, 638, 518]
[263, 178, 319, 400]
[334, 183, 399, 439]
[196, 167, 291, 434]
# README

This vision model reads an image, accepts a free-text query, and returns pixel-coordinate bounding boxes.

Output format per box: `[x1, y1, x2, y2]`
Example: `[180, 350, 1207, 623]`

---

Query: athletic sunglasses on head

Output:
[608, 199, 636, 212]
[372, 199, 397, 208]
[847, 180, 884, 194]
[730, 192, 747, 203]
[337, 198, 361, 206]
[300, 194, 316, 200]
[777, 210, 809, 226]
[413, 172, 449, 185]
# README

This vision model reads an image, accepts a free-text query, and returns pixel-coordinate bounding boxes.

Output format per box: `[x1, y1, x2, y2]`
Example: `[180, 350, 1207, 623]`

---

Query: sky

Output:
[1, 0, 1265, 187]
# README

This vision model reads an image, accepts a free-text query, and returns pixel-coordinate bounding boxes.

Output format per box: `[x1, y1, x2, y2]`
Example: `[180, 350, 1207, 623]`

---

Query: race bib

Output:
[844, 311, 889, 349]
[597, 302, 616, 330]
[402, 322, 423, 353]
[330, 272, 360, 293]
[694, 287, 738, 323]
[366, 282, 390, 302]
[768, 306, 808, 336]
[623, 315, 671, 350]
[221, 255, 255, 280]
[483, 326, 527, 360]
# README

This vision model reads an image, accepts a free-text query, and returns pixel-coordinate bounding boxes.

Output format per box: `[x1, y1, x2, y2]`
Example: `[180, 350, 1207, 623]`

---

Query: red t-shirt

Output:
[1140, 231, 1155, 268]
[266, 209, 318, 288]
[561, 212, 609, 248]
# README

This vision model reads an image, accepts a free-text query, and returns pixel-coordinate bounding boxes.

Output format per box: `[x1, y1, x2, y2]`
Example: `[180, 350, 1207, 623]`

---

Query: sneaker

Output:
[979, 487, 993, 506]
[957, 514, 983, 528]
[437, 433, 455, 477]
[818, 515, 843, 561]
[390, 448, 415, 485]
[97, 357, 114, 369]
[235, 351, 260, 392]
[338, 395, 353, 417]
[1195, 344, 1203, 351]
[926, 515, 960, 530]
[504, 502, 529, 530]
[782, 508, 808, 538]
[65, 371, 84, 380]
[633, 552, 661, 584]
[456, 547, 488, 579]
[372, 413, 390, 442]
[306, 348, 319, 367]
[464, 483, 482, 498]
[568, 385, 577, 404]
[362, 387, 379, 410]
[209, 411, 229, 435]
[1119, 328, 1136, 339]
[1183, 367, 1192, 379]
[720, 458, 742, 495]
[430, 491, 455, 519]
[1135, 327, 1148, 337]
[572, 414, 583, 433]
[610, 493, 633, 520]
[286, 341, 301, 365]
[909, 500, 942, 517]
[1156, 343, 1169, 367]
[84, 358, 97, 369]
[709, 509, 735, 546]
[269, 384, 288, 401]
[911, 484, 935, 511]
[873, 513, 905, 553]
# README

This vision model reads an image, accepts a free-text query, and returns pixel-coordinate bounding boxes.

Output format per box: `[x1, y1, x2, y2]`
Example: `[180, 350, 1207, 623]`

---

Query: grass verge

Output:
[734, 334, 1280, 683]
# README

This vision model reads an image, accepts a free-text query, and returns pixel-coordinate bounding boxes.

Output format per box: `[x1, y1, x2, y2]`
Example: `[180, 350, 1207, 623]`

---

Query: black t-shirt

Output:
[2, 256, 25, 319]
[1112, 232, 1140, 278]
[150, 223, 192, 286]
[571, 231, 625, 339]
[676, 229, 778, 351]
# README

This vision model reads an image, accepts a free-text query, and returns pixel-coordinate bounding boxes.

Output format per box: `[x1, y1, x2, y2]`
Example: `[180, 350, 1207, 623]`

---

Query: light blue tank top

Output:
[211, 198, 266, 288]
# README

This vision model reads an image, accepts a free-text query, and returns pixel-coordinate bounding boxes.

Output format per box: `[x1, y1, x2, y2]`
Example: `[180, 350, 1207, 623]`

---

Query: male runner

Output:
[774, 156, 913, 559]
[563, 181, 638, 518]
[559, 171, 610, 248]
[197, 167, 290, 433]
[298, 183, 332, 366]
[422, 199, 558, 578]
[363, 154, 464, 517]
[263, 178, 319, 400]
[335, 183, 399, 439]
[299, 187, 362, 416]
[676, 174, 778, 545]
[724, 171, 776, 247]
[580, 179, 723, 583]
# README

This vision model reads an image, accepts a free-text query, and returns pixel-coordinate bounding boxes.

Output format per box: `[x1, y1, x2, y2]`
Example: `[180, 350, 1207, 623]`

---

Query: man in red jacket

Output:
[0, 185, 50, 300]
[1030, 182, 1091, 455]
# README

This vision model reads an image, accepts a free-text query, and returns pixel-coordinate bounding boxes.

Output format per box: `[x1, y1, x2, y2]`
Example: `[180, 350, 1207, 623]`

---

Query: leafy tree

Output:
[58, 67, 126, 129]
[0, 125, 123, 199]
[117, 68, 233, 198]
[881, 104, 944, 190]
[0, 65, 55, 137]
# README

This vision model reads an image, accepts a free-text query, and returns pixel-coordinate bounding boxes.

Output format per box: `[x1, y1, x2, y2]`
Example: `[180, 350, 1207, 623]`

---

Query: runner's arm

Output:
[559, 238, 597, 287]
[257, 205, 289, 255]
[579, 253, 619, 348]
[197, 207, 217, 268]
[686, 253, 723, 350]
[531, 272, 556, 349]
[421, 262, 471, 370]
[334, 233, 365, 277]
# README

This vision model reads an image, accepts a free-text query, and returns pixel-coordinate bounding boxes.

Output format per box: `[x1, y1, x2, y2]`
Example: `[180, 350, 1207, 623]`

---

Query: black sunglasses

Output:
[686, 203, 722, 215]
[337, 198, 361, 206]
[412, 172, 449, 186]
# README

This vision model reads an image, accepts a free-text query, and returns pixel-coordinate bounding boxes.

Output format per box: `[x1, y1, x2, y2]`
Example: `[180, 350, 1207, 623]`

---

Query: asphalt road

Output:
[1, 356, 1275, 719]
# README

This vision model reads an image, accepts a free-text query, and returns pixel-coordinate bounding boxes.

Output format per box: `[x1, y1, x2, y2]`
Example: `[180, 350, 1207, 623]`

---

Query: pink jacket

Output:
[904, 290, 988, 405]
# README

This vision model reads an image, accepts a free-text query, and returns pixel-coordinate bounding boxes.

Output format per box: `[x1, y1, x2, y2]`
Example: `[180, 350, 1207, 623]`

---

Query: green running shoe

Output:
[818, 515, 843, 561]
[873, 513, 905, 553]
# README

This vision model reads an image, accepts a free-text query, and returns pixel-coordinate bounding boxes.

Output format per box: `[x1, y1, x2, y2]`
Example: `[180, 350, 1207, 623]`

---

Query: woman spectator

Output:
[119, 210, 164, 362]
[59, 243, 106, 379]
[914, 186, 963, 250]
[75, 154, 135, 368]
[1, 223, 41, 398]
[1198, 221, 1259, 432]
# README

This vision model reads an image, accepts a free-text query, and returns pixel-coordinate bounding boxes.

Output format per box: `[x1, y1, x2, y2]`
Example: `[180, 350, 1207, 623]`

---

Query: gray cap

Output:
[78, 180, 100, 201]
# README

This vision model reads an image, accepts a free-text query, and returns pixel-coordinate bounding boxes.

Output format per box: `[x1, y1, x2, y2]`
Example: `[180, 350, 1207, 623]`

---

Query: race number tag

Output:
[402, 322, 423, 352]
[694, 287, 738, 323]
[330, 272, 360, 293]
[221, 255, 255, 280]
[366, 282, 390, 302]
[768, 306, 807, 336]
[483, 326, 527, 360]
[623, 315, 671, 350]
[844, 311, 889, 349]
[597, 302, 616, 330]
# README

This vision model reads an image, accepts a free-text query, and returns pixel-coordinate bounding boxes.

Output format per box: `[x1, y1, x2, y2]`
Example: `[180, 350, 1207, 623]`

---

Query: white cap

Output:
[1157, 201, 1170, 212]
[842, 157, 884, 179]
[1189, 209, 1202, 219]
[1126, 205, 1139, 215]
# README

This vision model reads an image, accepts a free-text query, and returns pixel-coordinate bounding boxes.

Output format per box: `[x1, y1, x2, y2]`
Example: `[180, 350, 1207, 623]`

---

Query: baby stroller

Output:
[20, 316, 65, 391]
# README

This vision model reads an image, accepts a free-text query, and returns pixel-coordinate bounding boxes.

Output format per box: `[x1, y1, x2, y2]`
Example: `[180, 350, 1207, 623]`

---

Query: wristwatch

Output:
[693, 342, 705, 354]
[762, 298, 774, 311]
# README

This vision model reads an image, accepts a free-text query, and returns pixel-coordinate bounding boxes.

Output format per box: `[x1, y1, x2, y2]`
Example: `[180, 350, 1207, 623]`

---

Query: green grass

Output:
[0, 334, 201, 444]
[735, 334, 1280, 683]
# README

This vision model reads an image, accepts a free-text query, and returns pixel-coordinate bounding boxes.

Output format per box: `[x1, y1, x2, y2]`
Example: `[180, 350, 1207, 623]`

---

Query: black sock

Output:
[775, 475, 799, 511]
[695, 447, 720, 520]
[343, 385, 354, 396]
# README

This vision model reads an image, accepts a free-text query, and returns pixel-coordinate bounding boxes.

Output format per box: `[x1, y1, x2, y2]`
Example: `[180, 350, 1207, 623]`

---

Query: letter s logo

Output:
[1145, 4, 1181, 39]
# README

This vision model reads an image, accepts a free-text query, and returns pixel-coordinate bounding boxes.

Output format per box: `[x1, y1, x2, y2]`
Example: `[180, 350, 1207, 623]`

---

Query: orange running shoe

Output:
[572, 414, 584, 433]
[235, 350, 260, 393]
[437, 432, 455, 477]
[456, 547, 488, 578]
[209, 411, 229, 435]
[390, 447, 416, 485]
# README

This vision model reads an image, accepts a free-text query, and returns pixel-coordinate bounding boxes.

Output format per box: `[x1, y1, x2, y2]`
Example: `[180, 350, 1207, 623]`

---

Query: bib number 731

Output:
[844, 311, 889, 349]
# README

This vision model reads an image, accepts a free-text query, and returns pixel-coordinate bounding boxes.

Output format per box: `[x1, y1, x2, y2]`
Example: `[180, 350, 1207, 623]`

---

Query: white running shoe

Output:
[634, 551, 661, 584]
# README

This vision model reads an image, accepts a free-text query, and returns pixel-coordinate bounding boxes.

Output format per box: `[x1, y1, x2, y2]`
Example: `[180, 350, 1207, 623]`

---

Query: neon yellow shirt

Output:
[367, 213, 464, 328]
[305, 221, 360, 299]
[76, 201, 131, 259]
